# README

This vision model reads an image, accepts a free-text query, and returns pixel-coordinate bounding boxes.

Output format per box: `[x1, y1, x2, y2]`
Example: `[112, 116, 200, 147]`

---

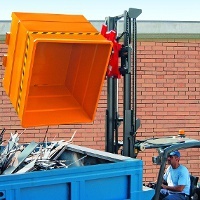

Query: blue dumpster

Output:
[0, 143, 154, 200]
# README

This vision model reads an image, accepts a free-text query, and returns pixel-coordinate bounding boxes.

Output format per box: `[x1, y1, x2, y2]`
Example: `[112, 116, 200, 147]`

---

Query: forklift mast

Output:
[103, 8, 142, 158]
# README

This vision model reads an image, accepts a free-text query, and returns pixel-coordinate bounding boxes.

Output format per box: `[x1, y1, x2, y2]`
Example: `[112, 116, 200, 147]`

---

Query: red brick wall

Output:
[0, 38, 200, 182]
[137, 39, 200, 182]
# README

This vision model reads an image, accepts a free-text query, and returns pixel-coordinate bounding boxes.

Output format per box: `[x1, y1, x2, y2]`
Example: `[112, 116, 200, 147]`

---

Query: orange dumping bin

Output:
[3, 12, 112, 127]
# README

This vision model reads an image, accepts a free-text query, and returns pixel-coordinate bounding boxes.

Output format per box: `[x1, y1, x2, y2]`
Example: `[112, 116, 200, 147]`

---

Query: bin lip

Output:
[32, 38, 113, 45]
[12, 12, 88, 23]
[66, 143, 140, 162]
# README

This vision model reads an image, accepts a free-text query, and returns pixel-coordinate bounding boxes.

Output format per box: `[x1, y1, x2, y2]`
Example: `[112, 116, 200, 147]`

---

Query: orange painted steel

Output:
[3, 12, 112, 127]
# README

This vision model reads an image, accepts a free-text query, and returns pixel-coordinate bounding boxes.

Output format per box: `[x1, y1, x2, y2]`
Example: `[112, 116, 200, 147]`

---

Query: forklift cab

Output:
[139, 135, 200, 200]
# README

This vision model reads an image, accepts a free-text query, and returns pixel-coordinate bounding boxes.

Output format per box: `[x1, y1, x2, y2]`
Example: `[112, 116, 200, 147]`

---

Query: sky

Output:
[1, 0, 200, 21]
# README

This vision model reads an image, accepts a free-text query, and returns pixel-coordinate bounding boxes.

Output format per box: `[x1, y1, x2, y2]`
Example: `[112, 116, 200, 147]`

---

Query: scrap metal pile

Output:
[0, 129, 79, 175]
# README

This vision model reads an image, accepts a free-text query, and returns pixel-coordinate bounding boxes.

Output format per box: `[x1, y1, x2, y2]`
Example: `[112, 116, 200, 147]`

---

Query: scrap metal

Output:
[0, 129, 80, 175]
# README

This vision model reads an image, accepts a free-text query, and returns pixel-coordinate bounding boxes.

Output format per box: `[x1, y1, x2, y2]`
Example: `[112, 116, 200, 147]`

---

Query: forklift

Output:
[2, 7, 200, 200]
[103, 8, 200, 200]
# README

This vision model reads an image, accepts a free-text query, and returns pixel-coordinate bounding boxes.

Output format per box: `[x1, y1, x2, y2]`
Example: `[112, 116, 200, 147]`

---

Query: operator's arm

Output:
[161, 184, 185, 192]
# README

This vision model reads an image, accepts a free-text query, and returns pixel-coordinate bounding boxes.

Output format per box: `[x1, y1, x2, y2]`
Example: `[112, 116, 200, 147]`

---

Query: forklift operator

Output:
[159, 150, 191, 200]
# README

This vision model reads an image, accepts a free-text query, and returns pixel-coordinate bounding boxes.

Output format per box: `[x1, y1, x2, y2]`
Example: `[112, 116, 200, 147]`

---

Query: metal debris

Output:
[0, 129, 81, 175]
[2, 142, 39, 175]
[0, 128, 6, 145]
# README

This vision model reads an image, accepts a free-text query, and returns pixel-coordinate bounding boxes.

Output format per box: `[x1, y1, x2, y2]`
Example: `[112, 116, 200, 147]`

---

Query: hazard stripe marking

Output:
[30, 31, 100, 35]
[17, 33, 30, 114]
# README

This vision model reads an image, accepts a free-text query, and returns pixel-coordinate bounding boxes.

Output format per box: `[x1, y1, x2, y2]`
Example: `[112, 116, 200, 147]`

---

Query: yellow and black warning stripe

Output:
[30, 31, 100, 35]
[17, 33, 30, 114]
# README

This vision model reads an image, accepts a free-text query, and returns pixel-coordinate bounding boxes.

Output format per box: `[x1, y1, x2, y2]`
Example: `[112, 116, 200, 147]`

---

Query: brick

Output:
[0, 43, 8, 49]
[152, 45, 167, 51]
[175, 47, 189, 51]
[0, 38, 200, 179]
[163, 42, 178, 46]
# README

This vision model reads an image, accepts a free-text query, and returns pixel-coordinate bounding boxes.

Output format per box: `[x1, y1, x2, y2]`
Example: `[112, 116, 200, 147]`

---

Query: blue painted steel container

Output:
[0, 144, 154, 200]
